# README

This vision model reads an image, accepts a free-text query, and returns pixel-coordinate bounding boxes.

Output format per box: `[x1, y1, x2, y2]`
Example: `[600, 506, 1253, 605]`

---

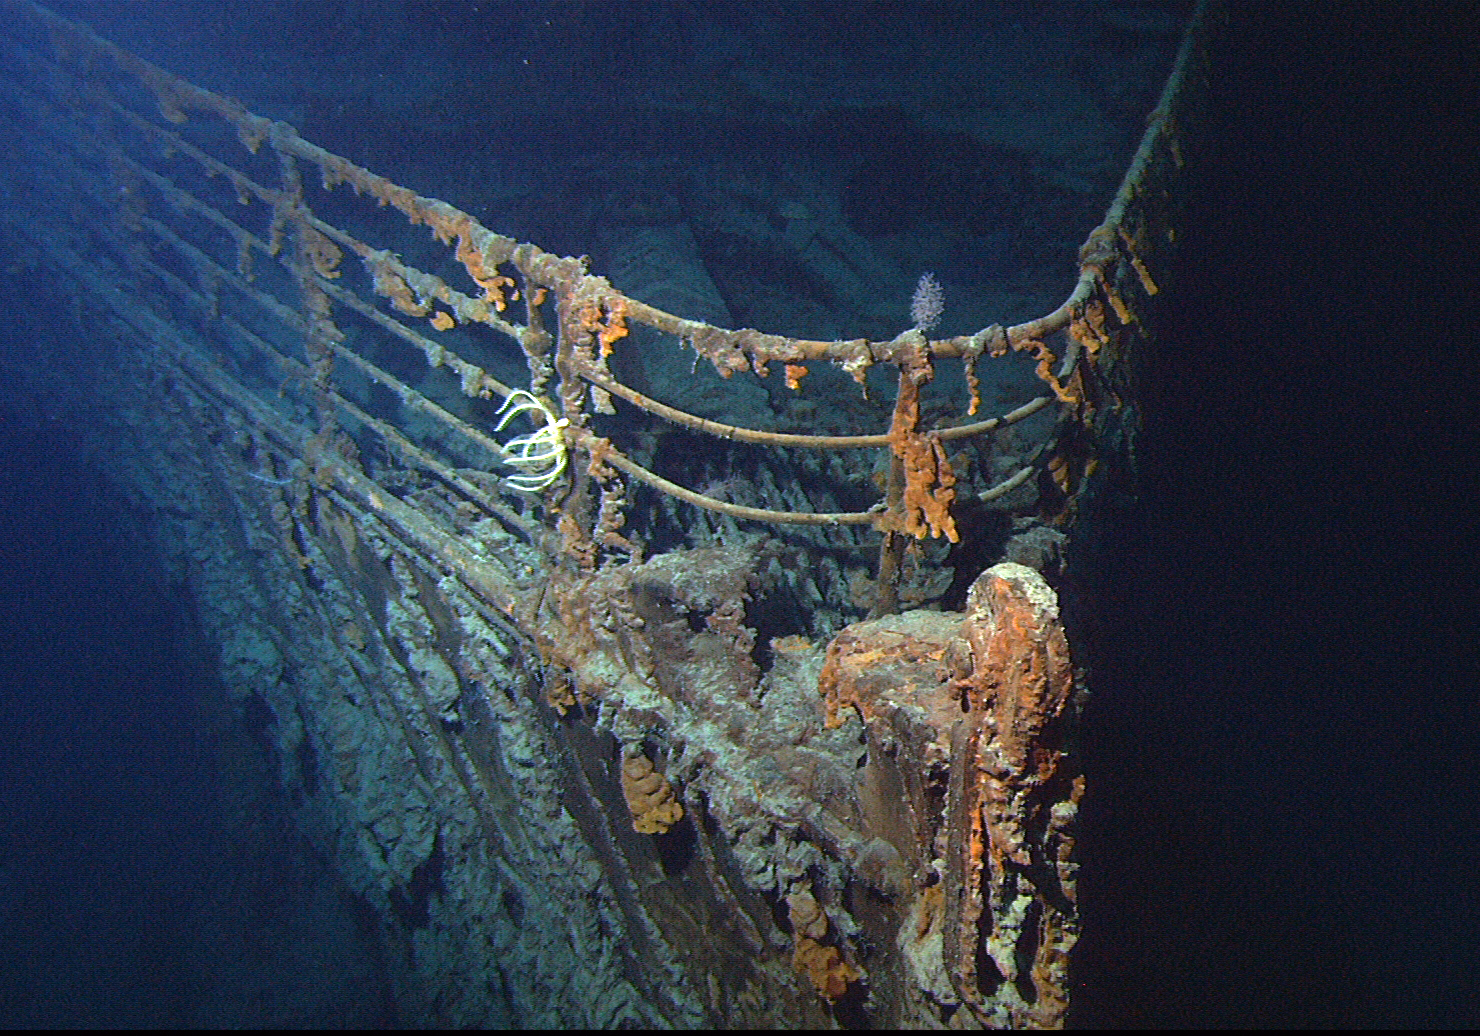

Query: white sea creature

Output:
[495, 390, 568, 491]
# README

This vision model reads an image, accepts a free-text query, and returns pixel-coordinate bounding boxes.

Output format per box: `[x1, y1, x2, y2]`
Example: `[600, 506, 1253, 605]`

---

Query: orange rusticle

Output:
[367, 257, 428, 318]
[793, 941, 857, 1001]
[486, 274, 518, 312]
[900, 432, 958, 543]
[595, 295, 629, 357]
[1019, 337, 1079, 405]
[545, 674, 577, 716]
[885, 377, 959, 543]
[784, 363, 808, 391]
[428, 310, 455, 331]
[302, 225, 343, 279]
[786, 889, 829, 941]
[787, 889, 860, 1000]
[1069, 298, 1110, 357]
[1105, 286, 1135, 326]
[621, 751, 683, 835]
[1116, 224, 1160, 295]
[453, 231, 518, 311]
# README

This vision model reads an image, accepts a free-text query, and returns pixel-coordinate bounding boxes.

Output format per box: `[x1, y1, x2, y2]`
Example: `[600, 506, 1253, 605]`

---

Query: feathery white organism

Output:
[495, 390, 568, 491]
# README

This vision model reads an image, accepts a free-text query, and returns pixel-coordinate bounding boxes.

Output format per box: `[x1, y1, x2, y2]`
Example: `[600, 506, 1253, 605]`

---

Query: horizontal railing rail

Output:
[0, 0, 1202, 611]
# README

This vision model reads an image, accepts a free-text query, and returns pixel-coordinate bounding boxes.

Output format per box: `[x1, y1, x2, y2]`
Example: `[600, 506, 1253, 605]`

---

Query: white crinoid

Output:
[494, 390, 569, 491]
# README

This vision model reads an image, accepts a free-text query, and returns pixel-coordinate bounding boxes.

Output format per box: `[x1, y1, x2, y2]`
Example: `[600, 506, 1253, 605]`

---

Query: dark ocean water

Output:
[1072, 5, 1480, 1025]
[1, 0, 1475, 1027]
[0, 362, 389, 1027]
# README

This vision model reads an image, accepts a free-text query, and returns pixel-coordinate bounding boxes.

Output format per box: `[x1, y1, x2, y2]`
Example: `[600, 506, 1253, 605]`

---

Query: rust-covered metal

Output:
[821, 564, 1084, 1027]
[0, 0, 1213, 1024]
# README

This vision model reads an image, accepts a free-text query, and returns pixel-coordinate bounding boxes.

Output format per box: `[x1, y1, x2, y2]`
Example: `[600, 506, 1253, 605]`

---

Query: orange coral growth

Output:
[493, 277, 518, 310]
[621, 751, 683, 834]
[428, 310, 455, 331]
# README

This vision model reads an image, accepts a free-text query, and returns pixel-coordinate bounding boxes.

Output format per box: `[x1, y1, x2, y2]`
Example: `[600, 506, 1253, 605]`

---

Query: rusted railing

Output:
[0, 3, 1214, 1025]
[0, 0, 1200, 616]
